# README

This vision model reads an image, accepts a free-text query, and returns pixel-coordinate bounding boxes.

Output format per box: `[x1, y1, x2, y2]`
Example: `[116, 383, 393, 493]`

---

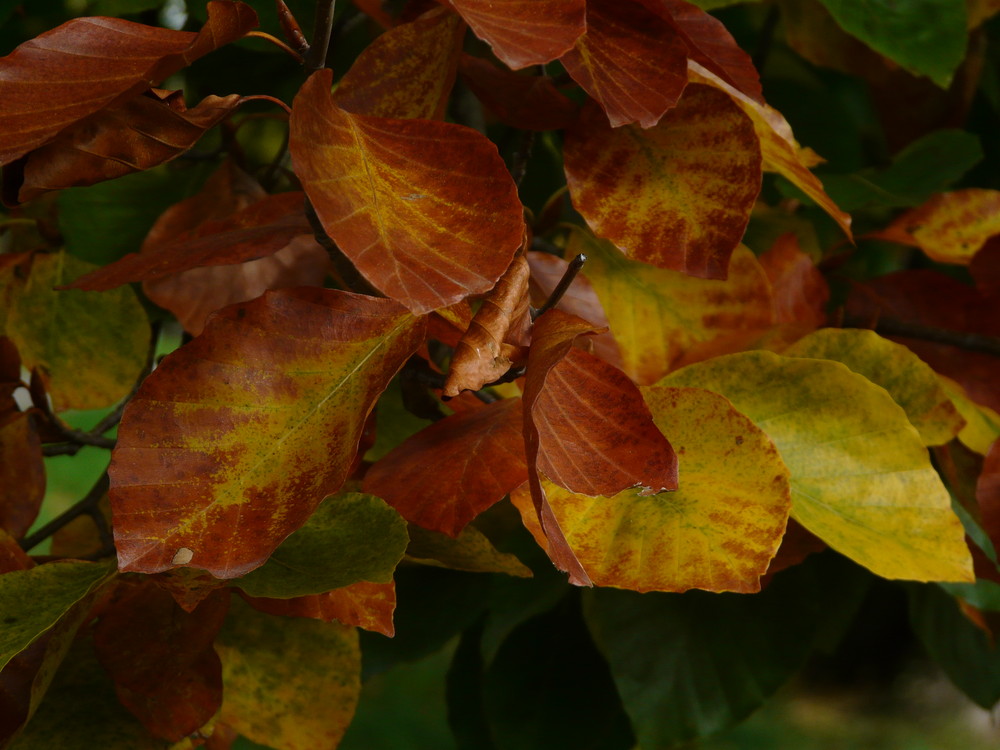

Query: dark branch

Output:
[305, 0, 337, 72]
[532, 253, 587, 319]
[20, 472, 110, 553]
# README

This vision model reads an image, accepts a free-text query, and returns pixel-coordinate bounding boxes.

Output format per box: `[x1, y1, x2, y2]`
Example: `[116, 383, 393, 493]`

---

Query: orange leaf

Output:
[334, 7, 464, 120]
[290, 69, 525, 314]
[12, 91, 241, 204]
[363, 397, 527, 536]
[564, 84, 761, 279]
[688, 60, 852, 240]
[874, 189, 1000, 265]
[0, 1, 256, 166]
[0, 412, 44, 539]
[242, 580, 397, 637]
[443, 254, 531, 397]
[459, 55, 578, 131]
[109, 289, 425, 578]
[447, 0, 585, 70]
[758, 233, 829, 327]
[0, 529, 32, 574]
[93, 582, 229, 742]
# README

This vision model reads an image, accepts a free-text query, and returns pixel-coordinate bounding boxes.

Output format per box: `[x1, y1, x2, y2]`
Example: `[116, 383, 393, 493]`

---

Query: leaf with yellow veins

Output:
[570, 231, 773, 385]
[512, 386, 790, 592]
[784, 328, 965, 446]
[663, 351, 973, 583]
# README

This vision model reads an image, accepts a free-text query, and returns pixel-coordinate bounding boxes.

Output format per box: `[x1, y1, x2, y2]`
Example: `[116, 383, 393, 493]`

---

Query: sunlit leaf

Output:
[334, 7, 464, 120]
[235, 492, 408, 599]
[448, 0, 585, 70]
[243, 580, 397, 637]
[110, 289, 425, 578]
[405, 523, 532, 578]
[93, 582, 228, 741]
[571, 232, 773, 385]
[559, 0, 688, 129]
[0, 251, 150, 411]
[784, 328, 965, 446]
[564, 84, 761, 279]
[663, 351, 974, 582]
[0, 413, 44, 538]
[364, 397, 527, 536]
[215, 599, 360, 750]
[290, 69, 525, 314]
[0, 1, 257, 165]
[0, 529, 32, 574]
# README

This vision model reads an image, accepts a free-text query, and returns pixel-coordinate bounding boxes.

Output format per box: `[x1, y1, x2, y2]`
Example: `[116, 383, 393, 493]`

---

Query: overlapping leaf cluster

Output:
[1, 0, 1000, 747]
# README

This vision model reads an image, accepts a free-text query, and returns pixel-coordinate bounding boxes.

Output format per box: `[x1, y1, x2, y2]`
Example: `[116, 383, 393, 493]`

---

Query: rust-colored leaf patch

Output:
[242, 580, 397, 637]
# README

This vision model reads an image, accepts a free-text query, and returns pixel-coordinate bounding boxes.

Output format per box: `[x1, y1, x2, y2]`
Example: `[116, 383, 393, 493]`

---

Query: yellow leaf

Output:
[512, 387, 791, 593]
[783, 328, 965, 446]
[939, 374, 1000, 455]
[663, 351, 973, 582]
[570, 231, 774, 385]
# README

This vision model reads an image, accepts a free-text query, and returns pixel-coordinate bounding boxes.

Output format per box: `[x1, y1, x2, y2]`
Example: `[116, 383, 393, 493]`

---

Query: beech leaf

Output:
[0, 251, 150, 411]
[564, 84, 761, 279]
[364, 397, 528, 537]
[559, 0, 688, 129]
[663, 351, 974, 582]
[290, 69, 525, 314]
[448, 0, 585, 70]
[110, 288, 425, 578]
[0, 413, 44, 538]
[405, 524, 532, 578]
[571, 232, 774, 385]
[459, 56, 578, 131]
[215, 599, 360, 750]
[939, 376, 1000, 455]
[242, 580, 397, 637]
[783, 328, 965, 447]
[758, 232, 829, 327]
[0, 0, 257, 165]
[234, 493, 409, 599]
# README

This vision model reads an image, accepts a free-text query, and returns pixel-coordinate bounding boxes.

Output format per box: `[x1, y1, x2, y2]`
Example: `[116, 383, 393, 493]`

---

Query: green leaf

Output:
[405, 525, 532, 579]
[235, 493, 409, 599]
[908, 583, 1000, 709]
[583, 553, 869, 747]
[815, 0, 967, 87]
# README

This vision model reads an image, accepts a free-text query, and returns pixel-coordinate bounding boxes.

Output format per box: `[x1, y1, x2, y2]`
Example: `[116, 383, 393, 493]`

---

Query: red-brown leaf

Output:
[0, 1, 257, 165]
[0, 413, 44, 539]
[0, 529, 32, 574]
[977, 439, 1000, 553]
[290, 69, 525, 314]
[758, 233, 829, 327]
[971, 235, 1000, 296]
[334, 7, 465, 120]
[447, 0, 585, 70]
[363, 397, 527, 536]
[560, 0, 688, 128]
[459, 55, 578, 131]
[13, 91, 241, 203]
[109, 289, 425, 578]
[94, 582, 229, 741]
[241, 580, 397, 637]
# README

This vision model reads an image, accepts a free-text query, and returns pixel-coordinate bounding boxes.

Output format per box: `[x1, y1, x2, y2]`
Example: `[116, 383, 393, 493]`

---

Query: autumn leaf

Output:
[939, 375, 1000, 455]
[290, 69, 525, 314]
[0, 530, 32, 574]
[559, 0, 688, 129]
[93, 582, 229, 741]
[0, 413, 44, 539]
[243, 580, 397, 637]
[459, 56, 578, 131]
[0, 251, 150, 411]
[783, 328, 965, 447]
[0, 1, 257, 166]
[564, 84, 761, 279]
[234, 492, 409, 599]
[513, 386, 791, 593]
[447, 0, 585, 70]
[571, 232, 774, 385]
[215, 599, 360, 750]
[110, 289, 425, 578]
[405, 523, 532, 578]
[663, 351, 974, 582]
[978, 440, 1000, 554]
[758, 232, 829, 327]
[334, 7, 464, 120]
[364, 397, 527, 536]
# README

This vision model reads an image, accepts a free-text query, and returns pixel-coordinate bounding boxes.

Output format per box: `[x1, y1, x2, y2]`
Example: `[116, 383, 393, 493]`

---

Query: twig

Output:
[20, 472, 110, 553]
[305, 0, 338, 72]
[532, 253, 587, 319]
[842, 316, 1000, 358]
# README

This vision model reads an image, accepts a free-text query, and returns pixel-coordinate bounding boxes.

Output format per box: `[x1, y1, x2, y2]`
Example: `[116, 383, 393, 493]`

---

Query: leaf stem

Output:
[305, 0, 338, 72]
[532, 253, 587, 319]
[20, 472, 110, 553]
[245, 30, 305, 63]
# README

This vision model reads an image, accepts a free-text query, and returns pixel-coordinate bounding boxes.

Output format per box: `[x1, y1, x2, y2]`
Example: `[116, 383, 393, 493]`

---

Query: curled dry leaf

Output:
[444, 253, 531, 397]
[559, 0, 688, 129]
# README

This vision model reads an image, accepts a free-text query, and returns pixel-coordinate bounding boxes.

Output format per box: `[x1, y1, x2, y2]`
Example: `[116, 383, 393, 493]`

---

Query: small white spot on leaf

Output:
[172, 547, 194, 565]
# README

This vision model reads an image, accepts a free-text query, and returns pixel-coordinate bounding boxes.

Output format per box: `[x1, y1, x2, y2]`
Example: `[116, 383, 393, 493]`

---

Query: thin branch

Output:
[245, 30, 305, 63]
[20, 472, 110, 553]
[842, 316, 1000, 358]
[532, 253, 587, 319]
[305, 0, 338, 72]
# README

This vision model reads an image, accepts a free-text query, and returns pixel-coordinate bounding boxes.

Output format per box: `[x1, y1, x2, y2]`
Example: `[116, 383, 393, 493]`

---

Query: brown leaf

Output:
[0, 529, 32, 574]
[242, 581, 397, 637]
[152, 568, 230, 613]
[447, 0, 585, 70]
[971, 235, 1000, 296]
[444, 254, 531, 397]
[290, 69, 525, 314]
[363, 397, 527, 536]
[459, 55, 578, 131]
[0, 1, 257, 166]
[94, 581, 229, 741]
[758, 233, 829, 327]
[0, 412, 44, 539]
[13, 91, 241, 203]
[334, 7, 465, 119]
[978, 439, 1000, 557]
[560, 0, 688, 128]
